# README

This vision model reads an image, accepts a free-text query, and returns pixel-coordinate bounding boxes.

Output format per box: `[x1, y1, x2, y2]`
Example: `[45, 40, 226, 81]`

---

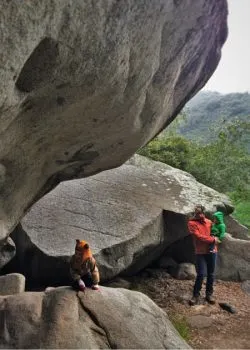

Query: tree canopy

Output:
[138, 118, 250, 228]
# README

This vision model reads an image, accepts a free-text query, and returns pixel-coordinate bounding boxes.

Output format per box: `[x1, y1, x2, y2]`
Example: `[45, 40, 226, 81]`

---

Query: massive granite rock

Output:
[0, 286, 189, 349]
[160, 227, 250, 282]
[225, 216, 250, 240]
[0, 273, 25, 296]
[216, 234, 250, 281]
[0, 0, 227, 262]
[6, 155, 232, 286]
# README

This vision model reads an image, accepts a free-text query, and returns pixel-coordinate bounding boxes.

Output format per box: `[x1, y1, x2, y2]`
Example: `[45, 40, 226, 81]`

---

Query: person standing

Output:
[188, 205, 219, 305]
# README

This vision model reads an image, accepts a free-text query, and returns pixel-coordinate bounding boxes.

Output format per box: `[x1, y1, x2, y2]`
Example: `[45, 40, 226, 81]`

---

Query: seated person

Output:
[70, 239, 100, 291]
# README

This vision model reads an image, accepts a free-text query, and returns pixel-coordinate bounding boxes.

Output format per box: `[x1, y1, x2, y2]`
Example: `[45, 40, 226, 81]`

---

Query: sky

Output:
[203, 0, 250, 94]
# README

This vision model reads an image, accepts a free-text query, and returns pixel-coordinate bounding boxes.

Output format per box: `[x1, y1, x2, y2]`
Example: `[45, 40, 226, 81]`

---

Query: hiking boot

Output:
[206, 295, 216, 304]
[189, 295, 199, 306]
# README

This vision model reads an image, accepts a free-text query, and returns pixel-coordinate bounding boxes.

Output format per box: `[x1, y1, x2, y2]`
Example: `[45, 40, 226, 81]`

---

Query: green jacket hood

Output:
[213, 211, 225, 224]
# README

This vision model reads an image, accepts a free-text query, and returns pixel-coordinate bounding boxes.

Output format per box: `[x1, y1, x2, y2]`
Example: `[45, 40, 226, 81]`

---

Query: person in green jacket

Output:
[209, 211, 226, 253]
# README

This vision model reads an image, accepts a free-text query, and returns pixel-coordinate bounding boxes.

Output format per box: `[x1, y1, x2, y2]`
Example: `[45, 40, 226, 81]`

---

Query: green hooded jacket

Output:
[211, 211, 226, 241]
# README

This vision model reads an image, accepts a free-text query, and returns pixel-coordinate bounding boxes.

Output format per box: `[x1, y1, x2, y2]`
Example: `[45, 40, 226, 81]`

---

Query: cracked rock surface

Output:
[0, 0, 227, 261]
[0, 286, 190, 349]
[216, 234, 250, 281]
[7, 155, 233, 286]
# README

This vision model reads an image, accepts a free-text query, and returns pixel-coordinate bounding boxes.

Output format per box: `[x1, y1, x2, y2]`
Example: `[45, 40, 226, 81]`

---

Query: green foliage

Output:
[161, 112, 187, 137]
[186, 131, 250, 194]
[171, 315, 190, 341]
[177, 91, 250, 147]
[232, 201, 250, 229]
[138, 119, 250, 228]
[138, 135, 192, 169]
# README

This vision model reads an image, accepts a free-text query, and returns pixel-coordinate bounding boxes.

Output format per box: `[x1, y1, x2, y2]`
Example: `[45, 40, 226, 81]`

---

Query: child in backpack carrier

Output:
[209, 211, 226, 253]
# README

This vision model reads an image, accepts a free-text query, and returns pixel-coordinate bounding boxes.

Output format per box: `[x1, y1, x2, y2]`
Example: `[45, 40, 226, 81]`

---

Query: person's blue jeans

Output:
[193, 253, 217, 297]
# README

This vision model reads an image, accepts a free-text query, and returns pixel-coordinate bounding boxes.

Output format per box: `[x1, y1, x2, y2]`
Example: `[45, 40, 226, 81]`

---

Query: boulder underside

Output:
[0, 0, 227, 265]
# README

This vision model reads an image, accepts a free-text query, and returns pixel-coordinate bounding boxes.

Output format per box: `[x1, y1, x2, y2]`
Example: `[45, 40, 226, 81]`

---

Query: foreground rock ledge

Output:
[0, 273, 25, 296]
[0, 286, 190, 349]
[0, 0, 227, 252]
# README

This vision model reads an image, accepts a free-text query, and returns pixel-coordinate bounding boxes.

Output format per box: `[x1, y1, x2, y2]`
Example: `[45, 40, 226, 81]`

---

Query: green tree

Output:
[138, 119, 250, 227]
[138, 135, 192, 169]
[187, 131, 250, 195]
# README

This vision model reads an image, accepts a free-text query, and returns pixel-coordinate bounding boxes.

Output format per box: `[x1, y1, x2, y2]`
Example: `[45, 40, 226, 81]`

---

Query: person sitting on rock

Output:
[70, 239, 100, 291]
[209, 211, 226, 253]
[188, 205, 219, 305]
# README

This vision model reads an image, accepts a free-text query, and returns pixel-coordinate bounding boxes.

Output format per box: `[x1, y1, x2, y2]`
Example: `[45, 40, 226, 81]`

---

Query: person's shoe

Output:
[78, 279, 86, 292]
[92, 284, 100, 291]
[189, 295, 199, 306]
[206, 295, 216, 304]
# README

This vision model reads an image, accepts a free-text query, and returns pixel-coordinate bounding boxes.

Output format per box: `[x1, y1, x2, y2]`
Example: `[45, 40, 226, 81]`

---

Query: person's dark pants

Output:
[209, 242, 215, 252]
[193, 253, 217, 297]
[72, 272, 93, 290]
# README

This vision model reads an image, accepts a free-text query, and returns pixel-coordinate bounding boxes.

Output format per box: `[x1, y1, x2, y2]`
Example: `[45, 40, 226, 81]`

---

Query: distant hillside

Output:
[177, 91, 250, 144]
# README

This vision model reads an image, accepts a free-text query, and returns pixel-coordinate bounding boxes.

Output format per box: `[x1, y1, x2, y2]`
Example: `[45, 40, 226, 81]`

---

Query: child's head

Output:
[193, 205, 205, 222]
[75, 239, 91, 260]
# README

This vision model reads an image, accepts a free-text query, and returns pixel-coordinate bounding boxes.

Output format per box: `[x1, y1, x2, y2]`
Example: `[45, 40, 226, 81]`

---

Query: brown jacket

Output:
[70, 255, 100, 284]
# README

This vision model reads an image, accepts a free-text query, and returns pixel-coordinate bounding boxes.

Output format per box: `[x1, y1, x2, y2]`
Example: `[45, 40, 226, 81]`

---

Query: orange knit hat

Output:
[75, 239, 92, 261]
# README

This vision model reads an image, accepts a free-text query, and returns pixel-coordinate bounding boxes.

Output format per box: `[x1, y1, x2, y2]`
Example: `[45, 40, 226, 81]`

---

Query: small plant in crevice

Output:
[170, 315, 191, 341]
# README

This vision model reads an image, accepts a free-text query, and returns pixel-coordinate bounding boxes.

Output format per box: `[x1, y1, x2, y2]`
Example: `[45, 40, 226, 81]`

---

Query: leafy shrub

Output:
[138, 119, 250, 227]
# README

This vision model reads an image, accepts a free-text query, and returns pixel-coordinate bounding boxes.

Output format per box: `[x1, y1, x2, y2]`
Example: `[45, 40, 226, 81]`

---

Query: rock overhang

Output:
[0, 0, 228, 266]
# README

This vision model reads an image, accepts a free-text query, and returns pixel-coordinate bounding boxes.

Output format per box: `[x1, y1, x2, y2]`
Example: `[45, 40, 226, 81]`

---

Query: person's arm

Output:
[188, 221, 215, 244]
[217, 224, 226, 241]
[70, 257, 86, 291]
[70, 257, 81, 281]
[211, 224, 219, 235]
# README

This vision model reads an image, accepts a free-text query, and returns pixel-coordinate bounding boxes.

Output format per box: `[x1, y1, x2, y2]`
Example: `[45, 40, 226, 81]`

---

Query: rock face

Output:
[0, 273, 25, 296]
[187, 315, 213, 329]
[175, 263, 196, 280]
[241, 280, 250, 295]
[216, 234, 250, 281]
[0, 237, 16, 269]
[0, 0, 228, 261]
[161, 232, 250, 282]
[0, 286, 189, 349]
[224, 216, 250, 240]
[5, 155, 232, 286]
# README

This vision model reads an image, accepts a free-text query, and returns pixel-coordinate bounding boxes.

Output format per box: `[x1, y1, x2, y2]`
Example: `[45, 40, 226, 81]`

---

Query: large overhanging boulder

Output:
[0, 0, 227, 258]
[5, 155, 233, 286]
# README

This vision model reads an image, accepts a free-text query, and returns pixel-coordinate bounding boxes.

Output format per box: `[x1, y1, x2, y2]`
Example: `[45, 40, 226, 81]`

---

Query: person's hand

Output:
[214, 237, 221, 244]
[92, 284, 100, 291]
[78, 279, 86, 292]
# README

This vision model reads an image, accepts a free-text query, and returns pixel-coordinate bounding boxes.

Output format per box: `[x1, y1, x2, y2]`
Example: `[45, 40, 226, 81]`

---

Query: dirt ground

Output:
[130, 270, 250, 349]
